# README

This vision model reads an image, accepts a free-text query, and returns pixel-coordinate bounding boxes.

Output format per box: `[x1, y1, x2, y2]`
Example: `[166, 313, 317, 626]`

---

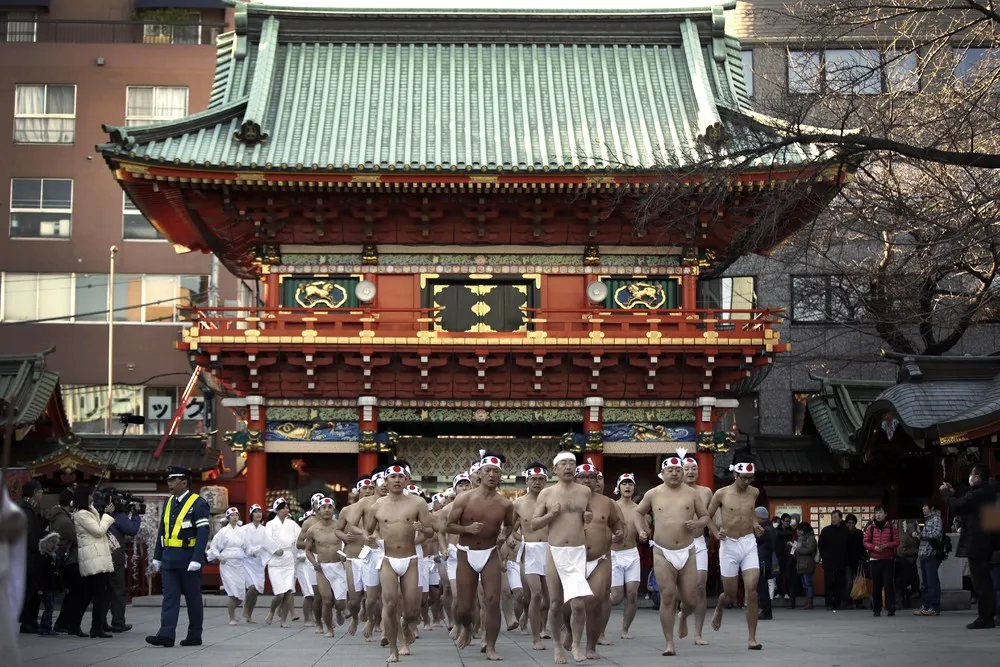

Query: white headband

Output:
[730, 462, 756, 475]
[453, 472, 470, 486]
[443, 487, 455, 497]
[272, 497, 287, 510]
[661, 454, 684, 469]
[614, 473, 635, 495]
[385, 464, 411, 476]
[524, 466, 548, 479]
[479, 455, 503, 470]
[318, 497, 334, 507]
[249, 504, 262, 515]
[310, 493, 325, 506]
[225, 507, 239, 517]
[469, 461, 483, 474]
[553, 451, 576, 466]
[575, 458, 600, 476]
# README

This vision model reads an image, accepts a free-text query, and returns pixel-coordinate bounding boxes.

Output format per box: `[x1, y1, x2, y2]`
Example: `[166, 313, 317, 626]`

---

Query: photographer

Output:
[96, 489, 141, 633]
[72, 485, 115, 638]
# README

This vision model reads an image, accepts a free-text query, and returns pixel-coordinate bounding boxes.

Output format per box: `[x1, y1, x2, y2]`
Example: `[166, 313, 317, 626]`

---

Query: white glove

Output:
[187, 561, 202, 572]
[151, 559, 161, 572]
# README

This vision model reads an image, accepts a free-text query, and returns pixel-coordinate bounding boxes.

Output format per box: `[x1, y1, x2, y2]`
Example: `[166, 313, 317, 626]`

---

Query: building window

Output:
[1, 10, 37, 42]
[63, 384, 207, 435]
[141, 14, 200, 46]
[14, 84, 76, 144]
[697, 276, 756, 318]
[953, 47, 999, 82]
[793, 391, 815, 435]
[790, 275, 859, 323]
[125, 86, 189, 126]
[0, 272, 208, 323]
[787, 49, 918, 94]
[123, 194, 162, 240]
[9, 178, 73, 239]
[740, 50, 754, 97]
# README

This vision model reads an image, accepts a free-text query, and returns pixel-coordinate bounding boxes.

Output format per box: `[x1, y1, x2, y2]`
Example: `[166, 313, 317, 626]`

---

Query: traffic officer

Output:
[145, 466, 211, 648]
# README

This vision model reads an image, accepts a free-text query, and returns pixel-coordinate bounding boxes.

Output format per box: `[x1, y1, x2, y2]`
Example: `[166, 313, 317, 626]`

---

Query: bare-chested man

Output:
[707, 452, 763, 651]
[499, 533, 525, 633]
[446, 451, 515, 660]
[511, 461, 551, 650]
[364, 461, 435, 663]
[677, 451, 714, 645]
[634, 449, 710, 657]
[570, 461, 623, 661]
[337, 476, 374, 635]
[294, 492, 324, 626]
[303, 497, 348, 637]
[440, 472, 473, 638]
[530, 451, 594, 665]
[348, 469, 388, 640]
[610, 473, 641, 639]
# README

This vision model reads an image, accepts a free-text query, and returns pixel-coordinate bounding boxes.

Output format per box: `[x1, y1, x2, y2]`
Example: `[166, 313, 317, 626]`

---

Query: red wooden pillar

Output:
[358, 396, 378, 476]
[681, 271, 698, 311]
[583, 397, 604, 471]
[264, 273, 280, 308]
[245, 396, 267, 508]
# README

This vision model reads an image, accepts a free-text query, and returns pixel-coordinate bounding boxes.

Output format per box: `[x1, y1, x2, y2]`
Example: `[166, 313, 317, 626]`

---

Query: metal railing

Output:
[181, 306, 781, 340]
[0, 19, 225, 46]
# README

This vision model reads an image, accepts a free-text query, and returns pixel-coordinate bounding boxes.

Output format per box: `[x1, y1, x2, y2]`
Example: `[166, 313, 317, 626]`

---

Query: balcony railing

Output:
[0, 19, 225, 45]
[182, 306, 780, 341]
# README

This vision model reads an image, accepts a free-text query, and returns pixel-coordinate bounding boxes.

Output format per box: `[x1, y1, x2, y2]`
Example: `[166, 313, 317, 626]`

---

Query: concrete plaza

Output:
[15, 602, 997, 667]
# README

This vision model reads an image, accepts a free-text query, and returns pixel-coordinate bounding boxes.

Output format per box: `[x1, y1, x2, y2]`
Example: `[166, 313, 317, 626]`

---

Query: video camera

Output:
[94, 487, 147, 515]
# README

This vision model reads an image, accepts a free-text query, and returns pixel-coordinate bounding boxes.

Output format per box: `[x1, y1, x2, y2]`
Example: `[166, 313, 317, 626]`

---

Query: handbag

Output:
[850, 565, 871, 601]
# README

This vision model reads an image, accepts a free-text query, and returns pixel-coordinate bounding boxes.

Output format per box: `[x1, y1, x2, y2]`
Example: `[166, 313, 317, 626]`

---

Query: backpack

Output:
[935, 534, 953, 561]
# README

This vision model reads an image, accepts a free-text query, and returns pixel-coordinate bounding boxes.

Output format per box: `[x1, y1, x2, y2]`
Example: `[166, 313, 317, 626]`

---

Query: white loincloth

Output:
[319, 562, 348, 600]
[693, 535, 709, 572]
[611, 547, 641, 587]
[522, 541, 548, 577]
[446, 543, 459, 580]
[651, 541, 694, 571]
[296, 552, 317, 592]
[585, 554, 607, 579]
[219, 557, 246, 600]
[505, 561, 522, 590]
[382, 554, 418, 578]
[548, 545, 593, 601]
[457, 545, 495, 574]
[719, 534, 759, 578]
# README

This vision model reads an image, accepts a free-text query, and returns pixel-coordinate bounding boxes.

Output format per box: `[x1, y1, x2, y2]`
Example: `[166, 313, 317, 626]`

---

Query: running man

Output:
[530, 451, 594, 665]
[610, 473, 641, 639]
[707, 450, 763, 650]
[678, 451, 713, 645]
[295, 492, 325, 627]
[446, 451, 515, 660]
[337, 476, 374, 635]
[511, 461, 551, 650]
[304, 497, 347, 637]
[634, 449, 709, 657]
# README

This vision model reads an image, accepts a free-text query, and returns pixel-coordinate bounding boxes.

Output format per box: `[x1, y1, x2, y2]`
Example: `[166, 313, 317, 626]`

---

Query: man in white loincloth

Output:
[634, 449, 710, 657]
[295, 492, 325, 627]
[348, 468, 388, 640]
[707, 451, 764, 651]
[677, 451, 714, 645]
[499, 532, 526, 633]
[610, 473, 641, 639]
[439, 471, 473, 638]
[337, 475, 374, 635]
[530, 451, 594, 664]
[569, 460, 624, 661]
[365, 461, 436, 663]
[304, 497, 347, 637]
[446, 451, 515, 660]
[511, 460, 551, 650]
[263, 498, 300, 627]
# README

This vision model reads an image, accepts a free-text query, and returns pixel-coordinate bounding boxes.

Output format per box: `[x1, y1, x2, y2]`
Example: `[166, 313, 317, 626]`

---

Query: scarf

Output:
[874, 519, 888, 531]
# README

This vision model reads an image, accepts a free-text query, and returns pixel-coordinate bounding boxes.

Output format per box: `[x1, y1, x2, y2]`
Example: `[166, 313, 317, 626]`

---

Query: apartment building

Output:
[726, 0, 1000, 437]
[0, 0, 237, 438]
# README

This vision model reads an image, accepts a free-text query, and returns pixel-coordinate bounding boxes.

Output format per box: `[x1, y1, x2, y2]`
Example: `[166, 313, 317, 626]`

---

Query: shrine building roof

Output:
[98, 1, 824, 174]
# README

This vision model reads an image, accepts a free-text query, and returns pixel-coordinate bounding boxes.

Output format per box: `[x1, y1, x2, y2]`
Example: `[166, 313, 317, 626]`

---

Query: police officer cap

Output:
[166, 465, 192, 479]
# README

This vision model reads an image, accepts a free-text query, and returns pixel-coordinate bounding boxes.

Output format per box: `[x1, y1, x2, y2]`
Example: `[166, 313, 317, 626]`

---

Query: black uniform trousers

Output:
[107, 549, 128, 625]
[968, 556, 997, 621]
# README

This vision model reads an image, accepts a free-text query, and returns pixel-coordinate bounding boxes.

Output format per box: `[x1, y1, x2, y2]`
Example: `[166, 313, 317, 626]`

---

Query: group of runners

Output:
[207, 447, 765, 662]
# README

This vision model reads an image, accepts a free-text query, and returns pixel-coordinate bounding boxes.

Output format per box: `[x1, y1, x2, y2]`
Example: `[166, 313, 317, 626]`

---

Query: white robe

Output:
[241, 522, 268, 593]
[208, 523, 248, 599]
[264, 516, 300, 595]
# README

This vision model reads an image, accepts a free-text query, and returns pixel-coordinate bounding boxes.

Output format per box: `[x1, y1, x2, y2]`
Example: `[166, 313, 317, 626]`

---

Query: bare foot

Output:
[563, 633, 573, 651]
[228, 620, 238, 625]
[711, 605, 724, 631]
[265, 612, 274, 626]
[348, 617, 358, 636]
[323, 631, 334, 638]
[678, 614, 688, 639]
[662, 648, 676, 657]
[399, 645, 411, 656]
[304, 621, 315, 628]
[532, 638, 546, 650]
[363, 621, 375, 641]
[586, 649, 601, 660]
[506, 621, 519, 632]
[280, 622, 290, 629]
[486, 648, 504, 661]
[456, 627, 471, 650]
[541, 631, 552, 639]
[336, 609, 344, 626]
[449, 626, 460, 640]
[519, 624, 529, 636]
[572, 646, 586, 663]
[695, 637, 709, 646]
[620, 630, 633, 640]
[597, 636, 614, 646]
[423, 622, 433, 631]
[387, 651, 399, 663]
[381, 636, 389, 647]
[748, 641, 762, 650]
[553, 647, 567, 664]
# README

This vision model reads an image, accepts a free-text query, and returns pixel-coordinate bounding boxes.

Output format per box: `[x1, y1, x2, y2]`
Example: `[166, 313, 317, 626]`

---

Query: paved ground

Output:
[16, 603, 998, 667]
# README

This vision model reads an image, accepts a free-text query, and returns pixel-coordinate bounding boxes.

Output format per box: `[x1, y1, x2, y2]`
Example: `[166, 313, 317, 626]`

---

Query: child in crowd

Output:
[37, 532, 63, 636]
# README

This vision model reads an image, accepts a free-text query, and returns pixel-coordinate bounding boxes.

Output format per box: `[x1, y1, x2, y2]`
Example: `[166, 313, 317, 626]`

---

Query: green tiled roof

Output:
[0, 350, 61, 428]
[100, 1, 821, 172]
[804, 376, 894, 456]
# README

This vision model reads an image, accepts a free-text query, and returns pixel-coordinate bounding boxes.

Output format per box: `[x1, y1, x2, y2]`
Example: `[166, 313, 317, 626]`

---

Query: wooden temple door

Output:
[430, 280, 530, 333]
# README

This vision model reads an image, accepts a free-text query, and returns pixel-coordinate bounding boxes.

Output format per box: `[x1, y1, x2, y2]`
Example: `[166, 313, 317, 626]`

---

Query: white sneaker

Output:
[784, 594, 790, 600]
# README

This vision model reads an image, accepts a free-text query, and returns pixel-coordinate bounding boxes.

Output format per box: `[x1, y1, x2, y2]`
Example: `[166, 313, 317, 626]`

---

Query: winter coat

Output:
[46, 505, 78, 565]
[74, 507, 115, 577]
[818, 523, 849, 570]
[896, 528, 919, 564]
[795, 534, 817, 574]
[845, 528, 866, 569]
[942, 479, 998, 559]
[19, 498, 45, 571]
[863, 520, 899, 560]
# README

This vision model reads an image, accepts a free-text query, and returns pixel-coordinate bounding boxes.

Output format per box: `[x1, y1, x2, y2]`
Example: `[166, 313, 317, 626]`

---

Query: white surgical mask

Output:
[968, 475, 975, 487]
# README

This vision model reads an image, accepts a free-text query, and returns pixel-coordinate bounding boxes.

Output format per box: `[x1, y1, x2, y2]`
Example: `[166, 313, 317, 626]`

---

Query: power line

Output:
[0, 294, 201, 326]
